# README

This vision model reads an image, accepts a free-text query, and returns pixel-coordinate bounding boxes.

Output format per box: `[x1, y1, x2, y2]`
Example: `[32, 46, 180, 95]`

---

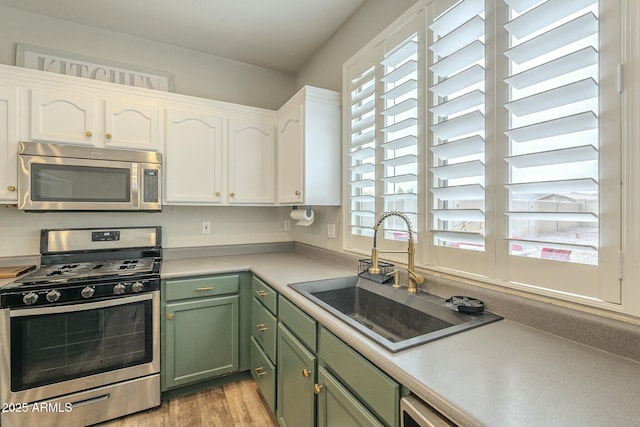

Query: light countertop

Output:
[162, 249, 640, 427]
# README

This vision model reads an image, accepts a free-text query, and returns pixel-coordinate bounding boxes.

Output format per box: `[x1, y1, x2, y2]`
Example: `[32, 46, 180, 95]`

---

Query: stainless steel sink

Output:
[289, 276, 502, 352]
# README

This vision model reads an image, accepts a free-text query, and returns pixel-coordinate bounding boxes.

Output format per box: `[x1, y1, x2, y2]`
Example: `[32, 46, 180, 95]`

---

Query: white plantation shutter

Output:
[344, 0, 622, 306]
[428, 0, 486, 250]
[504, 0, 599, 264]
[381, 29, 420, 242]
[348, 55, 377, 240]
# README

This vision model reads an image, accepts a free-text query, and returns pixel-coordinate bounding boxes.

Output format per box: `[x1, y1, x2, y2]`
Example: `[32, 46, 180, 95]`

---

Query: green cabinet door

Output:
[163, 295, 239, 390]
[276, 322, 316, 427]
[317, 366, 384, 427]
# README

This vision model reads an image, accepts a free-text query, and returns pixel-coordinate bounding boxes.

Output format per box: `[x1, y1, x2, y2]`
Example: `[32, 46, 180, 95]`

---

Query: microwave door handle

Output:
[131, 163, 140, 209]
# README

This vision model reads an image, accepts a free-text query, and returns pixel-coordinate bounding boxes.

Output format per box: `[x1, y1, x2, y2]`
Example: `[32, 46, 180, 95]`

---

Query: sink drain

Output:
[445, 296, 485, 314]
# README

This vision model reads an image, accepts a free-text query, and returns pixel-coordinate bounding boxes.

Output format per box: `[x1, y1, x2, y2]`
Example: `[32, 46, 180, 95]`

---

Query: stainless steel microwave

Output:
[18, 141, 162, 211]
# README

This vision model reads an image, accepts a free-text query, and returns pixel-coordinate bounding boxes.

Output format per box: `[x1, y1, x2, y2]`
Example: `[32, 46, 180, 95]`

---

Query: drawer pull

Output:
[314, 383, 323, 394]
[255, 290, 268, 297]
[302, 368, 311, 378]
[255, 323, 268, 332]
[254, 367, 267, 377]
[196, 287, 213, 291]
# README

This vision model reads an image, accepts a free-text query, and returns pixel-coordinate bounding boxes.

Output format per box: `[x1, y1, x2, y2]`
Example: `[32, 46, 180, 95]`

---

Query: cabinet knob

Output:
[215, 191, 221, 197]
[302, 368, 311, 378]
[295, 190, 300, 196]
[167, 313, 174, 320]
[314, 384, 324, 394]
[230, 192, 235, 198]
[255, 323, 267, 332]
[7, 185, 15, 192]
[105, 133, 112, 139]
[254, 367, 267, 377]
[85, 131, 92, 137]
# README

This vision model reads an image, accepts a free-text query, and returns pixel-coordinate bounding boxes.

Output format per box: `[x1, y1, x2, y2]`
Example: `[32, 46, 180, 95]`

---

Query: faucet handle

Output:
[386, 270, 400, 288]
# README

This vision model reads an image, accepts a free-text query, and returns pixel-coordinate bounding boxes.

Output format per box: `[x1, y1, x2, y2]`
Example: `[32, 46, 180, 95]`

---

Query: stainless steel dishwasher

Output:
[400, 395, 456, 427]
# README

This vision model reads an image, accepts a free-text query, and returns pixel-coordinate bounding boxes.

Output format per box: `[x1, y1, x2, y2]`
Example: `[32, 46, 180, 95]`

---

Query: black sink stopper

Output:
[445, 296, 485, 314]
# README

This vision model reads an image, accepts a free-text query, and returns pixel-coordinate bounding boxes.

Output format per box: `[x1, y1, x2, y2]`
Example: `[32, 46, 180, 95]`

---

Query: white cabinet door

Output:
[30, 90, 98, 145]
[165, 108, 224, 204]
[276, 86, 341, 206]
[0, 85, 18, 202]
[277, 103, 304, 204]
[228, 118, 275, 204]
[105, 100, 160, 150]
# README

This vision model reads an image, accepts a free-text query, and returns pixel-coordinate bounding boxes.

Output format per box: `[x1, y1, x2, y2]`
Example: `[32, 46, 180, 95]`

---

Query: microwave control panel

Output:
[143, 169, 159, 203]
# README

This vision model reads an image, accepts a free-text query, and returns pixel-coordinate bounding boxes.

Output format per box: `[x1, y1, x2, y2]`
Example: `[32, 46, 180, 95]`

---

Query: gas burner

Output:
[1, 226, 162, 308]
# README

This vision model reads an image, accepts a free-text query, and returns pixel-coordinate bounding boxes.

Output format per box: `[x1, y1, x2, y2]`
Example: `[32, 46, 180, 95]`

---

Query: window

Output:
[343, 0, 622, 307]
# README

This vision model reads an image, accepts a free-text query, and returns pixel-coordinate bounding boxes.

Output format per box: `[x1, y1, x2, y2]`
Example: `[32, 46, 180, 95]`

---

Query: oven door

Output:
[0, 292, 159, 404]
[18, 155, 139, 211]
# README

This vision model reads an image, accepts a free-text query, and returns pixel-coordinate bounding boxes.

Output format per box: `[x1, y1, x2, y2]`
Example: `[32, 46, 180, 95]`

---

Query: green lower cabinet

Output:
[163, 295, 239, 390]
[276, 322, 316, 427]
[317, 366, 384, 427]
[250, 336, 276, 412]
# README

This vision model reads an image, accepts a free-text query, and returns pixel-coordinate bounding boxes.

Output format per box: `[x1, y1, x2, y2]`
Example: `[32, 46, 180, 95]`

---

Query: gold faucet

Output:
[369, 211, 424, 294]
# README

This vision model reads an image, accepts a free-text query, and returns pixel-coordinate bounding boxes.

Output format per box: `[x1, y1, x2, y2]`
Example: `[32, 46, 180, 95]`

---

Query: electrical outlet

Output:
[284, 219, 291, 231]
[202, 221, 211, 234]
[327, 224, 336, 239]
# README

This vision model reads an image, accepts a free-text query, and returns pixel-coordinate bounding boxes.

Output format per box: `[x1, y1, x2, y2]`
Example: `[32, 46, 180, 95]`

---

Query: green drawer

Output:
[278, 296, 316, 352]
[252, 276, 277, 314]
[250, 336, 276, 413]
[318, 327, 400, 427]
[164, 274, 239, 301]
[252, 297, 277, 363]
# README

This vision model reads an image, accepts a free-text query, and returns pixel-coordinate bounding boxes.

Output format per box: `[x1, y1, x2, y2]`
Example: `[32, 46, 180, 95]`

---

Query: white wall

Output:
[295, 0, 417, 91]
[0, 6, 294, 110]
[0, 206, 292, 257]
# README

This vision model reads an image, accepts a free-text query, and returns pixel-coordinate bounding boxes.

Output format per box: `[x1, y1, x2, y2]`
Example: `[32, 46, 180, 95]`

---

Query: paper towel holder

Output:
[290, 205, 314, 226]
[291, 205, 313, 216]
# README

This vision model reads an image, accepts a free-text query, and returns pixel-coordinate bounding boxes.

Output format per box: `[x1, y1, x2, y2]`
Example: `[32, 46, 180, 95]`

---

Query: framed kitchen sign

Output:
[16, 43, 175, 92]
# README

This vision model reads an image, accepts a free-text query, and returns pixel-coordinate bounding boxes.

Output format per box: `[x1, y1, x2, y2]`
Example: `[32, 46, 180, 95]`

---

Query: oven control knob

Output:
[46, 290, 61, 303]
[131, 282, 144, 293]
[23, 292, 39, 305]
[81, 286, 95, 299]
[113, 283, 126, 295]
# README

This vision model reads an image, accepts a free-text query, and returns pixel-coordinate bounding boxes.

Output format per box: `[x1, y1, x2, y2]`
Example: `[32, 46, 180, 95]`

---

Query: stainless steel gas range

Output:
[0, 226, 162, 427]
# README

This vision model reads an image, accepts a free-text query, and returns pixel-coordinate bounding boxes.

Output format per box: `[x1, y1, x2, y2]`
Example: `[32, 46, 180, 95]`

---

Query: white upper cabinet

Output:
[29, 89, 160, 150]
[165, 107, 224, 204]
[276, 86, 341, 206]
[228, 117, 276, 204]
[30, 90, 98, 146]
[104, 100, 160, 150]
[0, 85, 18, 202]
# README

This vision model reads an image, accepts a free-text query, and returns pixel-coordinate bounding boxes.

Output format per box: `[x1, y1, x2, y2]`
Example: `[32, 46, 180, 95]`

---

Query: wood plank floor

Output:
[95, 378, 277, 427]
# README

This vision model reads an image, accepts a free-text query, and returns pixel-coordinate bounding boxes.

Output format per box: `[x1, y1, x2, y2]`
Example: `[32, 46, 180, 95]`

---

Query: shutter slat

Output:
[506, 178, 597, 194]
[381, 60, 417, 83]
[505, 111, 597, 143]
[381, 40, 417, 66]
[383, 173, 418, 184]
[381, 79, 418, 99]
[430, 40, 485, 78]
[351, 130, 374, 148]
[507, 238, 597, 253]
[504, 13, 597, 65]
[351, 82, 375, 104]
[432, 110, 485, 140]
[432, 209, 485, 221]
[350, 162, 375, 174]
[504, 0, 597, 40]
[431, 135, 484, 160]
[430, 90, 484, 118]
[506, 211, 597, 222]
[382, 117, 417, 134]
[429, 0, 484, 37]
[430, 64, 484, 97]
[350, 179, 375, 188]
[505, 144, 597, 168]
[431, 184, 485, 201]
[382, 98, 418, 116]
[383, 135, 417, 150]
[382, 154, 417, 167]
[351, 114, 375, 134]
[504, 46, 597, 90]
[432, 160, 484, 180]
[505, 78, 597, 117]
[350, 147, 375, 161]
[432, 230, 485, 245]
[430, 16, 484, 57]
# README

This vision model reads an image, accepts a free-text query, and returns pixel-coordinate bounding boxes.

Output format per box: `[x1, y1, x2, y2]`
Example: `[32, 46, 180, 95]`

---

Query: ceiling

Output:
[0, 0, 366, 73]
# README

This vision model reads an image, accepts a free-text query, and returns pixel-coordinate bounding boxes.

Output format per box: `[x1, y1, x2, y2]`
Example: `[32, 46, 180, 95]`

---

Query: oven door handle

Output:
[9, 293, 154, 317]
